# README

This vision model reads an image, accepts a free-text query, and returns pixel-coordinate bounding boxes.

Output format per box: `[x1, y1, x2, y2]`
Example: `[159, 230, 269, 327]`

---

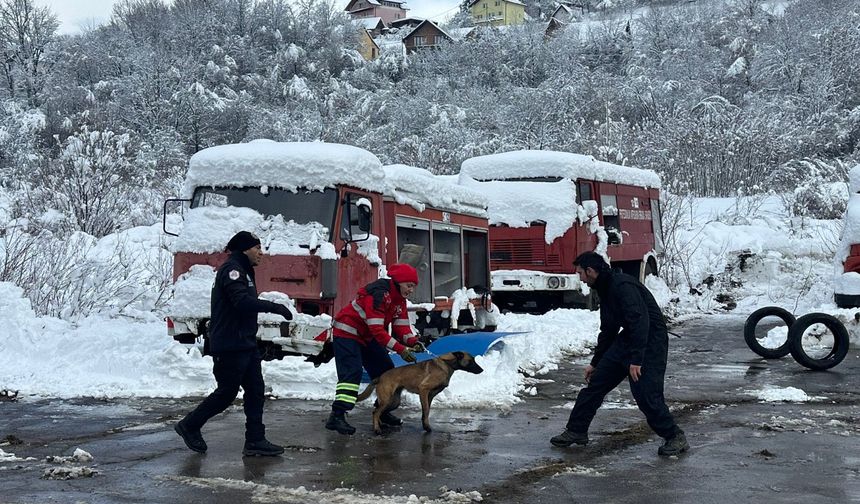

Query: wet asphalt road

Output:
[2, 314, 860, 503]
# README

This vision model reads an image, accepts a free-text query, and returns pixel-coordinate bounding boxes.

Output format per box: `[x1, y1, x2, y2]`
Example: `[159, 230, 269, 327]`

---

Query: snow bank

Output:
[0, 270, 599, 405]
[459, 150, 661, 189]
[748, 386, 814, 402]
[182, 140, 387, 198]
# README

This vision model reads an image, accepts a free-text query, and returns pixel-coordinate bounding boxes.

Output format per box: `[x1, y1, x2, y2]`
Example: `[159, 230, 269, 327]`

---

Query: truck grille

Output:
[490, 239, 546, 266]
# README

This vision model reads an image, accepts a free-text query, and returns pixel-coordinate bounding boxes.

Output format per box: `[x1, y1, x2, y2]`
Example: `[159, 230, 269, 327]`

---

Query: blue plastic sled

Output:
[361, 331, 528, 382]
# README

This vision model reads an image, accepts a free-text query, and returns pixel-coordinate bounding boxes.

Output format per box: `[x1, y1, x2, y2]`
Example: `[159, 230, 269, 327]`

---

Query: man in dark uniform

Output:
[551, 251, 689, 456]
[174, 231, 293, 457]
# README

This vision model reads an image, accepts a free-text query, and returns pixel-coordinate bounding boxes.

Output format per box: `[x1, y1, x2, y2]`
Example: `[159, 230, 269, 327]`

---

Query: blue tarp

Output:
[360, 331, 528, 382]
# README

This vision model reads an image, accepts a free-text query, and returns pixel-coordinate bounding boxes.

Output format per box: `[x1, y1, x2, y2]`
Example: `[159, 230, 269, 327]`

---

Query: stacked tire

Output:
[744, 307, 850, 371]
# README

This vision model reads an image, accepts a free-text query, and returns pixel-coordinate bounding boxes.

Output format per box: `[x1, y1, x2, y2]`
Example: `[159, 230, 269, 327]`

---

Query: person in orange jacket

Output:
[325, 264, 423, 435]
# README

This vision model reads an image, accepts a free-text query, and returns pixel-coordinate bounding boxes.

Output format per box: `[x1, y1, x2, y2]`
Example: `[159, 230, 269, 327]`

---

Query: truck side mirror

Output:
[162, 198, 192, 237]
[340, 194, 373, 243]
[356, 197, 372, 233]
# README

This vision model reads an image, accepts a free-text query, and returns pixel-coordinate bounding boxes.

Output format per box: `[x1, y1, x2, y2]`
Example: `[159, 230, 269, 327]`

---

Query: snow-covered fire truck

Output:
[164, 140, 497, 361]
[458, 150, 663, 312]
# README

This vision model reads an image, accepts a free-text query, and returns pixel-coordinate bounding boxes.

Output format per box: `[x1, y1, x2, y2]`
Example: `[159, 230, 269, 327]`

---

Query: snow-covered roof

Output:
[458, 176, 577, 243]
[459, 150, 661, 189]
[182, 140, 387, 198]
[448, 26, 477, 41]
[384, 164, 488, 218]
[353, 17, 384, 29]
[404, 20, 453, 42]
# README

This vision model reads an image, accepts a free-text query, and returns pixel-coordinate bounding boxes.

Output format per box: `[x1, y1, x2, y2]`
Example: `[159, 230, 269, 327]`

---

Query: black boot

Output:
[325, 411, 356, 435]
[174, 420, 207, 453]
[379, 411, 403, 426]
[550, 429, 589, 447]
[658, 431, 689, 456]
[243, 438, 285, 457]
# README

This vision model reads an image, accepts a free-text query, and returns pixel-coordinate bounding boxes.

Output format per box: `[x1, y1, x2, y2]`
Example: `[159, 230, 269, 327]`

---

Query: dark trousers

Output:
[331, 337, 394, 413]
[566, 335, 679, 439]
[182, 349, 266, 442]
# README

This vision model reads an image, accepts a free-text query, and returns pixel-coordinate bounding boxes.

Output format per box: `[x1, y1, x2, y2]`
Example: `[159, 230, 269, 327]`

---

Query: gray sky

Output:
[37, 0, 462, 35]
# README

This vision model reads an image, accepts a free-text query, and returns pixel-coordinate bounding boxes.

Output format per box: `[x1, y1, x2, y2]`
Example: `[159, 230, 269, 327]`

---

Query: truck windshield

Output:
[191, 187, 339, 241]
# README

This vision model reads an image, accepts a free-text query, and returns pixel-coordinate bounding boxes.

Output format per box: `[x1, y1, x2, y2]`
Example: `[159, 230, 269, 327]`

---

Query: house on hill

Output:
[469, 0, 526, 26]
[402, 20, 453, 54]
[345, 0, 408, 24]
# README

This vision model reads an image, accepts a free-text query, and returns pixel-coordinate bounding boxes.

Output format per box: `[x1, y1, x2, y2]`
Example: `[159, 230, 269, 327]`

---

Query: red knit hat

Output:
[387, 263, 419, 284]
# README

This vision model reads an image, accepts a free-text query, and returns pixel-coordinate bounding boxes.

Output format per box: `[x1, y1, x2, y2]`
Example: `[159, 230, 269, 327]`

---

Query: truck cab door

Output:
[335, 190, 381, 313]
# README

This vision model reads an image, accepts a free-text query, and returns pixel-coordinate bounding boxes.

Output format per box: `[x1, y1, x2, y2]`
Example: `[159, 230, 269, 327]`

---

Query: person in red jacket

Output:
[325, 263, 422, 435]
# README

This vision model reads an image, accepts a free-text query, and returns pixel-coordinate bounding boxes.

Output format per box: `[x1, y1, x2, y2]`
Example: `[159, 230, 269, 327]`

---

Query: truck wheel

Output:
[743, 306, 794, 359]
[788, 313, 850, 370]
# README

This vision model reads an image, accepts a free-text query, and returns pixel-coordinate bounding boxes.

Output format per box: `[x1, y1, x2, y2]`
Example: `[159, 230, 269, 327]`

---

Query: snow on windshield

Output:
[459, 150, 662, 189]
[459, 176, 578, 244]
[172, 205, 337, 259]
[383, 164, 488, 218]
[182, 140, 388, 198]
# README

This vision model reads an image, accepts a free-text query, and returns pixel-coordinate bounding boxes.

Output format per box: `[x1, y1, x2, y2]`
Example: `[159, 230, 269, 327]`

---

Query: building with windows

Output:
[468, 0, 526, 26]
[401, 20, 453, 54]
[345, 0, 408, 24]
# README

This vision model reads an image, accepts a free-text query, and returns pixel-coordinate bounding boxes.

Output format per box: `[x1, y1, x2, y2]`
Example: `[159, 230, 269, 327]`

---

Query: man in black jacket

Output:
[175, 231, 293, 457]
[550, 251, 688, 456]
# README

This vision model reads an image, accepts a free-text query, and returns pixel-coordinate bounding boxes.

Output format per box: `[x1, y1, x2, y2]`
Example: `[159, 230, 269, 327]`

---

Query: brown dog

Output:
[357, 351, 484, 434]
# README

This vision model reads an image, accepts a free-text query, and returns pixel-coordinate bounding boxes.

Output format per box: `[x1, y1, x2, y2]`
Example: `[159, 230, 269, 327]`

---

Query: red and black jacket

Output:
[332, 278, 417, 354]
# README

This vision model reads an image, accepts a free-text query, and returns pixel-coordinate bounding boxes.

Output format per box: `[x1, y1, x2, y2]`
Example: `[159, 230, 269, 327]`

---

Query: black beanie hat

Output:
[226, 231, 261, 252]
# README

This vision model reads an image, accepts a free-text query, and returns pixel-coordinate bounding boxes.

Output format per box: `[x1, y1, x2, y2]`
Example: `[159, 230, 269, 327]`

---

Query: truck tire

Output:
[787, 313, 850, 371]
[743, 306, 794, 359]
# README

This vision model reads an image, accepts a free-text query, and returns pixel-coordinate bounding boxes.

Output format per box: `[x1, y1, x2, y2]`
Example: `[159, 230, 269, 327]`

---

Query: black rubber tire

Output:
[788, 313, 850, 371]
[743, 306, 794, 359]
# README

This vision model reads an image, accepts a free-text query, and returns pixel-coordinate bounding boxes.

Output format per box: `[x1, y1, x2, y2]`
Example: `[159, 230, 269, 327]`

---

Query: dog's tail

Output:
[356, 379, 377, 402]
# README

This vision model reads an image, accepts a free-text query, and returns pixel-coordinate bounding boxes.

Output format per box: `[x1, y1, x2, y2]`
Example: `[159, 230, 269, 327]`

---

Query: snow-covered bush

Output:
[768, 158, 850, 220]
[0, 224, 171, 319]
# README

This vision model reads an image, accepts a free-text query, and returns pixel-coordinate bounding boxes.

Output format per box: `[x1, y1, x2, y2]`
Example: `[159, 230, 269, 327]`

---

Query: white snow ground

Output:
[0, 194, 854, 402]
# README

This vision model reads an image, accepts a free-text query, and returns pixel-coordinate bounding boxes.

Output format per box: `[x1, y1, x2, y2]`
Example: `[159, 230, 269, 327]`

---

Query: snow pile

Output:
[167, 476, 484, 503]
[169, 265, 216, 318]
[384, 164, 488, 217]
[182, 140, 387, 198]
[0, 448, 34, 463]
[459, 176, 578, 244]
[748, 386, 813, 402]
[460, 150, 661, 189]
[666, 196, 842, 314]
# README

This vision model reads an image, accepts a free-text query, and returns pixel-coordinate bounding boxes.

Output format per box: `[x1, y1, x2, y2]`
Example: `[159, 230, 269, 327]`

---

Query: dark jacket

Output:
[208, 251, 280, 354]
[590, 269, 667, 367]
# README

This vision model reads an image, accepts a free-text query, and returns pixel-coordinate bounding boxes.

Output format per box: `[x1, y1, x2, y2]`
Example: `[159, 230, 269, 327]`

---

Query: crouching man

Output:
[325, 264, 423, 435]
[551, 252, 689, 456]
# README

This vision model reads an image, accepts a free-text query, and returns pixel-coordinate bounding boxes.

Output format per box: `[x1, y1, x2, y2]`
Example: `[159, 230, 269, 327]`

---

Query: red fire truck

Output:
[458, 150, 663, 312]
[164, 141, 496, 361]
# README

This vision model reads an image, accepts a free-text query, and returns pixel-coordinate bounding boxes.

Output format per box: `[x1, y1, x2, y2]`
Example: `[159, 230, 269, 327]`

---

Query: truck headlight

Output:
[547, 276, 560, 289]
